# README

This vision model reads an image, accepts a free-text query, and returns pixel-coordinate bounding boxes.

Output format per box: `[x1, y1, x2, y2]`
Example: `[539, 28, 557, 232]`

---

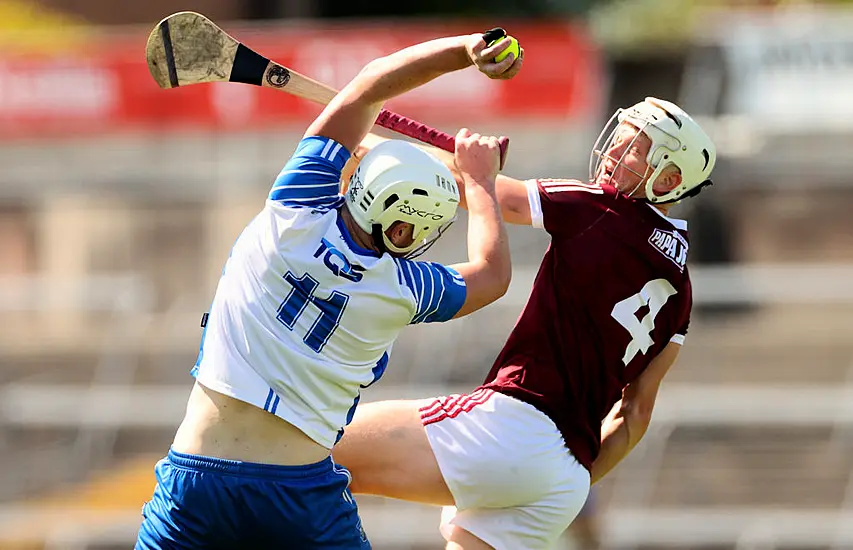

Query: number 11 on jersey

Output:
[277, 271, 349, 353]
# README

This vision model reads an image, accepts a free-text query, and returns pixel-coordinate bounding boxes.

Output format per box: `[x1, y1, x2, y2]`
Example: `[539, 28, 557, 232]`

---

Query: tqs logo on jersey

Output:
[648, 228, 688, 271]
[397, 204, 444, 221]
[314, 238, 366, 282]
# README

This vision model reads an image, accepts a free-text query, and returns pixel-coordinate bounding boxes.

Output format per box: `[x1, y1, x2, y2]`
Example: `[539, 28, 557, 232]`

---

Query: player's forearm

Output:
[589, 402, 651, 485]
[347, 36, 474, 106]
[464, 180, 511, 290]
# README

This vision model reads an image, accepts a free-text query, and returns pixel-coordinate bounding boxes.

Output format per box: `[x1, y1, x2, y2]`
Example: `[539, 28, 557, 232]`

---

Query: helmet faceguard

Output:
[346, 140, 460, 259]
[590, 97, 716, 204]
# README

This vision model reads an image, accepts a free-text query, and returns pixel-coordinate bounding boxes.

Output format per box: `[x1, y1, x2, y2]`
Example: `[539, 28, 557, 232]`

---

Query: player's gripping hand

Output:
[465, 33, 524, 80]
[454, 128, 504, 189]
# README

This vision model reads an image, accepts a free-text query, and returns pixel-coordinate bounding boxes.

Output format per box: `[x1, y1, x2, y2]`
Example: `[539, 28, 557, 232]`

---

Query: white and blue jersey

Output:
[193, 136, 467, 448]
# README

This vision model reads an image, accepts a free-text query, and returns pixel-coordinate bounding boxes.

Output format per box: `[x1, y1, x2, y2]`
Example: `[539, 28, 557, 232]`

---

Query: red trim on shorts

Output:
[419, 388, 494, 426]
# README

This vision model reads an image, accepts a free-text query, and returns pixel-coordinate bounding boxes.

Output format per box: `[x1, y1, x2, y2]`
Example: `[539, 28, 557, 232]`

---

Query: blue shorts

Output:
[135, 449, 370, 549]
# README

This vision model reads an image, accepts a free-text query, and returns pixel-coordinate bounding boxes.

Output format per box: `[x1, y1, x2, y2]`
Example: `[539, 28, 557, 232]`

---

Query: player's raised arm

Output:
[306, 34, 522, 155]
[390, 128, 512, 324]
[448, 128, 512, 318]
[271, 36, 520, 209]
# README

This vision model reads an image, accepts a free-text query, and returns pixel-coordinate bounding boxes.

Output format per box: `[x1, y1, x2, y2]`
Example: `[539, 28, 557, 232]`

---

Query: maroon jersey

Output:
[481, 179, 692, 471]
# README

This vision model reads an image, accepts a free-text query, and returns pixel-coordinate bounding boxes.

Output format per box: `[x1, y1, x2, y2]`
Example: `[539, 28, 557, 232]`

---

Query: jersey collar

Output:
[646, 203, 688, 231]
[336, 208, 382, 258]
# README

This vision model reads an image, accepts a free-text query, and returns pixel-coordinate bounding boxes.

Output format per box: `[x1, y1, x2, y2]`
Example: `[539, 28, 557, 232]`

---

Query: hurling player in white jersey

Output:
[135, 32, 523, 550]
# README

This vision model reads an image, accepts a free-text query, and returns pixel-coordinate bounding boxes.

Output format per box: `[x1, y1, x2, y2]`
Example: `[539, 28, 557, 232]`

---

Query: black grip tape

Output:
[229, 43, 270, 86]
[482, 27, 507, 45]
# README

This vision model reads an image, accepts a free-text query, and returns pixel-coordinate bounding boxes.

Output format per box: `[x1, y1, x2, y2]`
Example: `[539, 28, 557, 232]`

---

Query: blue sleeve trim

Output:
[397, 260, 467, 324]
[269, 136, 351, 207]
[269, 195, 346, 211]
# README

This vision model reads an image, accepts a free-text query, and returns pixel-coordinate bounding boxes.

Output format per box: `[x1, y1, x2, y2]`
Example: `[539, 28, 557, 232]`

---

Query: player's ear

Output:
[652, 166, 682, 195]
[385, 221, 415, 249]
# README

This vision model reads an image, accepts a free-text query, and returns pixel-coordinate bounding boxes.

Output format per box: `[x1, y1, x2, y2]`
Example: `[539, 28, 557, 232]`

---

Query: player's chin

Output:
[609, 179, 635, 196]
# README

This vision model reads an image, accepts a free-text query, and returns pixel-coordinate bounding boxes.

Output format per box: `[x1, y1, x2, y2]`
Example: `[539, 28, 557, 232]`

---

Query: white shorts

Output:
[420, 388, 590, 550]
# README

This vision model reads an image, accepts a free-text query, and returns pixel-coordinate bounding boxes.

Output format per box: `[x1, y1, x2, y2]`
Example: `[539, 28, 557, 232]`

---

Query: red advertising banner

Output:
[0, 21, 603, 139]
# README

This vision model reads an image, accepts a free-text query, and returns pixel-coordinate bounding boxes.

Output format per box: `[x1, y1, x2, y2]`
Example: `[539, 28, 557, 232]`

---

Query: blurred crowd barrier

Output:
[0, 20, 600, 138]
[1, 5, 853, 550]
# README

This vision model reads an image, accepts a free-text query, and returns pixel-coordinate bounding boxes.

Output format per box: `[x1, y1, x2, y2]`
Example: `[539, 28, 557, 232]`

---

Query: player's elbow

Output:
[354, 59, 383, 82]
[454, 265, 511, 319]
[622, 381, 658, 423]
[475, 251, 512, 295]
[487, 261, 512, 301]
[619, 391, 654, 431]
[338, 60, 387, 106]
[623, 399, 654, 440]
[630, 406, 654, 431]
[475, 268, 512, 309]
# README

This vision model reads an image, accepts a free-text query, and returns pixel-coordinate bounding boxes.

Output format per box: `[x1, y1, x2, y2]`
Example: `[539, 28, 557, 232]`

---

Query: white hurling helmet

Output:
[346, 140, 460, 258]
[590, 97, 716, 204]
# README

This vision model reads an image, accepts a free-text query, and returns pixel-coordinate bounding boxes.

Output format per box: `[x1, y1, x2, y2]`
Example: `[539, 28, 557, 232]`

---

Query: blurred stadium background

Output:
[1, 0, 853, 548]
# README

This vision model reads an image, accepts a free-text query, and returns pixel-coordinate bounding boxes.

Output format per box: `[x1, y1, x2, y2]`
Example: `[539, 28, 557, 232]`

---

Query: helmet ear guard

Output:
[654, 178, 713, 204]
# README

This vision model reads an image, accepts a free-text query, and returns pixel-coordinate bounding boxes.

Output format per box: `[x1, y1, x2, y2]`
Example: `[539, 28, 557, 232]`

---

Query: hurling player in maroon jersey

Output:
[334, 98, 716, 550]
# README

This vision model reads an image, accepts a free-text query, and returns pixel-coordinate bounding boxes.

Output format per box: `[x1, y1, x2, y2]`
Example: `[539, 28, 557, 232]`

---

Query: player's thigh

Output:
[334, 398, 454, 506]
[446, 526, 495, 550]
[449, 502, 586, 550]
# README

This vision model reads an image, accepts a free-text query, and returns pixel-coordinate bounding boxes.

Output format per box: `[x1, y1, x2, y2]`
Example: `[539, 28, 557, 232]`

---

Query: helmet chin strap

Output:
[653, 178, 714, 204]
[371, 223, 388, 255]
